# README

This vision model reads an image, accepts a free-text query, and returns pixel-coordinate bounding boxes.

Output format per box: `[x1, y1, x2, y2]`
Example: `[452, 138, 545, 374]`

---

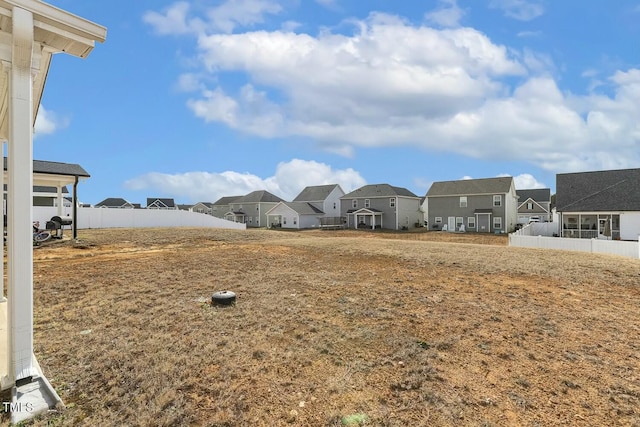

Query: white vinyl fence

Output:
[509, 233, 640, 259]
[515, 222, 559, 237]
[33, 206, 246, 230]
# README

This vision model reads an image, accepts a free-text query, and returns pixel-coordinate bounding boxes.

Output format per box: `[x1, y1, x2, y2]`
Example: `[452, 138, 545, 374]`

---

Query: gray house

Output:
[340, 184, 423, 230]
[516, 188, 552, 223]
[211, 196, 242, 219]
[265, 184, 346, 229]
[226, 190, 284, 227]
[556, 168, 640, 240]
[426, 177, 518, 233]
[190, 202, 214, 215]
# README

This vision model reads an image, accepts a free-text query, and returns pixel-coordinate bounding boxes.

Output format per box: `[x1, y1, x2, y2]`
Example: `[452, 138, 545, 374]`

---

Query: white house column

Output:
[7, 6, 36, 383]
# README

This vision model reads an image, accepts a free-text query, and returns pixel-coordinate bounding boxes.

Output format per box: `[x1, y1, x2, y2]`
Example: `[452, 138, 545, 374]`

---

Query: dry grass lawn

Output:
[2, 227, 640, 426]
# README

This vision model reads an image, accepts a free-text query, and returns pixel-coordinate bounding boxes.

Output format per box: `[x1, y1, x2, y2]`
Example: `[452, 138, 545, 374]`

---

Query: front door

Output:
[447, 217, 456, 232]
[477, 214, 491, 232]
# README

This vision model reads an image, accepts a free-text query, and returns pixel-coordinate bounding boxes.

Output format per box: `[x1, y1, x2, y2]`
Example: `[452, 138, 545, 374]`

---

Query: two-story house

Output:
[265, 184, 345, 229]
[426, 177, 518, 233]
[516, 188, 552, 223]
[340, 184, 422, 230]
[210, 196, 241, 219]
[226, 190, 284, 227]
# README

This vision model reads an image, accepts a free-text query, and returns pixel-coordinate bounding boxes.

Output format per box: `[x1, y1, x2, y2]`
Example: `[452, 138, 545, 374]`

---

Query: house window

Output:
[456, 217, 464, 229]
[283, 217, 287, 225]
[459, 196, 467, 208]
[365, 199, 370, 208]
[493, 195, 502, 207]
[293, 217, 297, 225]
[468, 217, 475, 228]
[248, 217, 252, 223]
[494, 217, 502, 229]
[352, 199, 358, 209]
[435, 217, 442, 224]
[333, 202, 336, 209]
[527, 202, 533, 210]
[390, 198, 396, 208]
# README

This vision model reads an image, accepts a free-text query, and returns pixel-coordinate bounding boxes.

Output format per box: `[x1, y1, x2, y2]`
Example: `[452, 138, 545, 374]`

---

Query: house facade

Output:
[293, 184, 345, 219]
[426, 177, 518, 233]
[516, 188, 552, 223]
[225, 190, 284, 227]
[340, 184, 422, 230]
[211, 196, 241, 219]
[556, 168, 640, 240]
[191, 202, 213, 215]
[265, 202, 324, 229]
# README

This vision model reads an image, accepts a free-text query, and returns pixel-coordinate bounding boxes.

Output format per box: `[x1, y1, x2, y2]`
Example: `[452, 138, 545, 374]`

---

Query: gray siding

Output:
[428, 194, 508, 232]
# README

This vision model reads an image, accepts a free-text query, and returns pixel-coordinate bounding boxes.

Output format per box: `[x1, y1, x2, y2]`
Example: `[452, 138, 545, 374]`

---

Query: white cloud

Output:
[489, 0, 545, 21]
[143, 2, 198, 35]
[148, 5, 640, 175]
[124, 158, 366, 202]
[34, 105, 67, 137]
[499, 173, 546, 189]
[425, 0, 465, 28]
[143, 0, 281, 35]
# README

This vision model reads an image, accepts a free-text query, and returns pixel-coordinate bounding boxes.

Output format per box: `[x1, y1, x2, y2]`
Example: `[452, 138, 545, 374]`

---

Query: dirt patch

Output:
[3, 228, 640, 426]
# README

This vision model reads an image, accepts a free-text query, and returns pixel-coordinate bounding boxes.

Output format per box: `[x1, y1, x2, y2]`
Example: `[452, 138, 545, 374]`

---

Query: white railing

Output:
[509, 234, 639, 259]
[33, 206, 246, 230]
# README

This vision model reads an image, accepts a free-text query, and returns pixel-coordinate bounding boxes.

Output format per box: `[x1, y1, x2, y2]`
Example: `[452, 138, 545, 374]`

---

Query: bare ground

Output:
[2, 227, 640, 426]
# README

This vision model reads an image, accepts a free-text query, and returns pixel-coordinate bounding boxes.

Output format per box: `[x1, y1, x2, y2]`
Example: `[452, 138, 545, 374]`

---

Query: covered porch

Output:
[0, 0, 105, 423]
[561, 213, 620, 240]
[349, 207, 383, 230]
[225, 211, 246, 223]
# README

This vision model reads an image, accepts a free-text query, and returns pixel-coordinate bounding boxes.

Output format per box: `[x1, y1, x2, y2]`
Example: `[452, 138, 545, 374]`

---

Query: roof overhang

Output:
[0, 0, 106, 141]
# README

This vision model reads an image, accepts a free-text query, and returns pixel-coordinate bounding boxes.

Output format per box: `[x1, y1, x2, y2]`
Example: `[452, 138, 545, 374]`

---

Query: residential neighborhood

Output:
[22, 157, 640, 246]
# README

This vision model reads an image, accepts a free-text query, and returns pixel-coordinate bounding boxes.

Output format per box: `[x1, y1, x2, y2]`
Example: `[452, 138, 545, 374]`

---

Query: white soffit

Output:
[0, 0, 107, 141]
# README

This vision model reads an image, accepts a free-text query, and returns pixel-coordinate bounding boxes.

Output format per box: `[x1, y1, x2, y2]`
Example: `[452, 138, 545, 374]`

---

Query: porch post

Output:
[7, 6, 36, 383]
[56, 184, 63, 216]
[73, 176, 78, 239]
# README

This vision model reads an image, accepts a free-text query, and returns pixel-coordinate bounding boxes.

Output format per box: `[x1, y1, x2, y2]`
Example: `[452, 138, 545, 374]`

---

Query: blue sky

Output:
[35, 0, 640, 205]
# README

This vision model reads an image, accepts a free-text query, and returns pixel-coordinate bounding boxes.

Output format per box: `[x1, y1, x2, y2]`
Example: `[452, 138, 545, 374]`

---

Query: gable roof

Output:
[233, 190, 284, 203]
[213, 196, 242, 205]
[146, 198, 176, 208]
[427, 177, 513, 197]
[95, 197, 132, 208]
[293, 184, 342, 202]
[516, 188, 551, 203]
[556, 168, 640, 212]
[342, 184, 418, 199]
[193, 202, 214, 208]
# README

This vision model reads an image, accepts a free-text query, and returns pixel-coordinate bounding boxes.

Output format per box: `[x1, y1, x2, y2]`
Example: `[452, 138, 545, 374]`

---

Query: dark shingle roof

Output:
[213, 196, 242, 205]
[4, 158, 90, 177]
[146, 198, 176, 208]
[516, 188, 551, 203]
[95, 197, 132, 207]
[427, 177, 513, 197]
[293, 184, 341, 202]
[280, 201, 324, 215]
[233, 190, 284, 203]
[556, 168, 640, 212]
[342, 184, 418, 199]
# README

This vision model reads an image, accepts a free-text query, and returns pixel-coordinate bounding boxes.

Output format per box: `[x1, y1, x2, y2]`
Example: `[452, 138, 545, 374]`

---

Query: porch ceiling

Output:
[0, 0, 106, 142]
